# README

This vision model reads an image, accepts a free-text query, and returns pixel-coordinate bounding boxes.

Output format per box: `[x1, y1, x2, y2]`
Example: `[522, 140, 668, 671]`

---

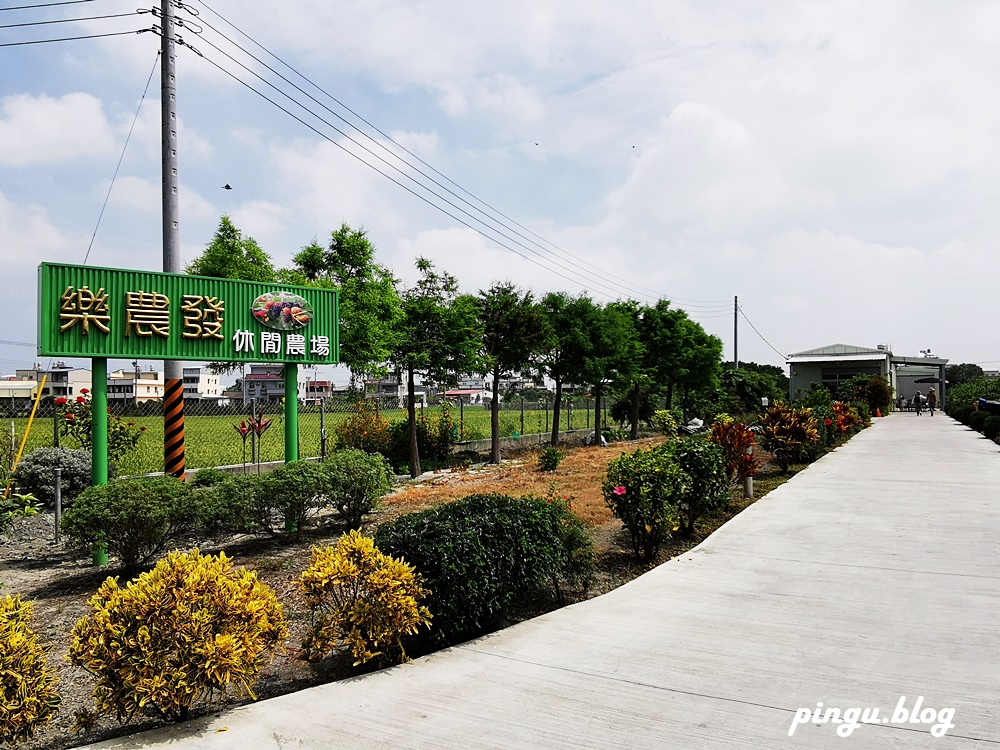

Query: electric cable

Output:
[0, 27, 149, 46]
[84, 49, 160, 265]
[0, 11, 142, 29]
[0, 0, 98, 10]
[737, 306, 786, 360]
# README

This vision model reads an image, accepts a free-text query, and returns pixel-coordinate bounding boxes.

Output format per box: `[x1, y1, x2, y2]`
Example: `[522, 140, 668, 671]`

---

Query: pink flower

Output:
[613, 485, 626, 496]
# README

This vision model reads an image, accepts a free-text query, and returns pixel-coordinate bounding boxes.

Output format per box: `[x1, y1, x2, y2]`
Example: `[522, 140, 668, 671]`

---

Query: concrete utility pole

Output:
[161, 0, 185, 478]
[733, 295, 738, 370]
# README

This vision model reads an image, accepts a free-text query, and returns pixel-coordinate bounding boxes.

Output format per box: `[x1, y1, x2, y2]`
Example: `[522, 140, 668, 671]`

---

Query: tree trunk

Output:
[630, 381, 640, 440]
[407, 367, 420, 477]
[666, 381, 674, 410]
[593, 382, 603, 443]
[490, 366, 501, 464]
[550, 379, 563, 446]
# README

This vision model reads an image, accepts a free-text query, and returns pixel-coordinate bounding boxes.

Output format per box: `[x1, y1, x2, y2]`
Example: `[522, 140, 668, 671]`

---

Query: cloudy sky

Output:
[2, 0, 997, 383]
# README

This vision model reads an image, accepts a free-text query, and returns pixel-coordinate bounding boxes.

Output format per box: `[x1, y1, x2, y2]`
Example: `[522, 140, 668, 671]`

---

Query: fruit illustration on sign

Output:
[251, 292, 313, 330]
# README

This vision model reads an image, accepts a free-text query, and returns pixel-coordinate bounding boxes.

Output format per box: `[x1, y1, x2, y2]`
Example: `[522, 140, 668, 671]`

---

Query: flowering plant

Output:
[58, 390, 144, 463]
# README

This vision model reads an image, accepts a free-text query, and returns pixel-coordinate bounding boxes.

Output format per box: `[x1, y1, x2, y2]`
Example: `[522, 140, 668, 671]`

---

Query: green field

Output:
[4, 402, 606, 476]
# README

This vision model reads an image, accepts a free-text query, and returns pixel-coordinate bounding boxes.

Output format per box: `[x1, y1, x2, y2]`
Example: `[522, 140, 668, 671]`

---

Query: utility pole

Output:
[161, 0, 185, 479]
[733, 295, 738, 370]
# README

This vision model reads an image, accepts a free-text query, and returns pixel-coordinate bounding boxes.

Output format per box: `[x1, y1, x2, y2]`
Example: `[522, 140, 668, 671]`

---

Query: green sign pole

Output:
[91, 357, 108, 485]
[285, 364, 298, 462]
[91, 357, 109, 566]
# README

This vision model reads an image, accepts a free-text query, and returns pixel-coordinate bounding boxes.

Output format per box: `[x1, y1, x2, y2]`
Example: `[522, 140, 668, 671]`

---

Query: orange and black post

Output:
[164, 378, 185, 479]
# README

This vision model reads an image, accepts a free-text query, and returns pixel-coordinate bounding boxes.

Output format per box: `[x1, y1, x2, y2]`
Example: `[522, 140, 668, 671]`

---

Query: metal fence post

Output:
[566, 398, 571, 431]
[520, 396, 525, 435]
[460, 400, 464, 440]
[743, 446, 754, 499]
[320, 397, 327, 461]
[53, 467, 61, 544]
[545, 396, 549, 433]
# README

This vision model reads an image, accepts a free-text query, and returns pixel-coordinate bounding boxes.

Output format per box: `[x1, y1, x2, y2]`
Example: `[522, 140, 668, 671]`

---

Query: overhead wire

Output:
[84, 49, 160, 265]
[0, 10, 142, 28]
[737, 306, 786, 360]
[186, 0, 730, 309]
[0, 0, 98, 10]
[0, 27, 150, 46]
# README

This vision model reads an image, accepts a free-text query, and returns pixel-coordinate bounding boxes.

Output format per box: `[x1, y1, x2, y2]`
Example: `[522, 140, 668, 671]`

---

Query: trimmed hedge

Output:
[373, 493, 593, 647]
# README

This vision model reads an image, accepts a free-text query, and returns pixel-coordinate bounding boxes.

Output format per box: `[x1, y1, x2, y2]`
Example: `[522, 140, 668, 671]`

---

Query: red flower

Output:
[140, 426, 147, 432]
[80, 388, 90, 395]
[128, 421, 135, 426]
[76, 396, 86, 403]
[824, 418, 832, 426]
[65, 414, 75, 422]
[54, 397, 68, 405]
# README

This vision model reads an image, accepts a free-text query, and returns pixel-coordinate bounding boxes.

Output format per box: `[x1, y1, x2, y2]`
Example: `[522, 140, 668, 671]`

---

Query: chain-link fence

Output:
[2, 394, 618, 478]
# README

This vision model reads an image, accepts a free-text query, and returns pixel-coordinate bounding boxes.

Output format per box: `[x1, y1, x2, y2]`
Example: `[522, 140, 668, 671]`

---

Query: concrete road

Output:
[83, 414, 1000, 748]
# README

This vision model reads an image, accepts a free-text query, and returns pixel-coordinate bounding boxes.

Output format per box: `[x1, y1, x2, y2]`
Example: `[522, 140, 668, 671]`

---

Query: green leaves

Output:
[0, 595, 60, 744]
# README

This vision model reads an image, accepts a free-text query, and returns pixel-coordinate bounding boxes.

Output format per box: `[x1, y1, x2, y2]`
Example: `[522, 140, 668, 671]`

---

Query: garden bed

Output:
[1, 437, 796, 750]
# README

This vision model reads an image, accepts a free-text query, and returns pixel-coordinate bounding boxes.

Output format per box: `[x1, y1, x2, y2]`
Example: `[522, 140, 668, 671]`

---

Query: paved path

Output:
[85, 414, 1000, 749]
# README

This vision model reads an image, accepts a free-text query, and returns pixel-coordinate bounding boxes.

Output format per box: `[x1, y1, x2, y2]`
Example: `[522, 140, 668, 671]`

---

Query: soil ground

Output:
[1, 437, 786, 750]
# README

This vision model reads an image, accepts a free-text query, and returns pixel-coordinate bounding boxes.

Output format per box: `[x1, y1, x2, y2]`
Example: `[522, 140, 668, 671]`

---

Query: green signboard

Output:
[38, 263, 339, 365]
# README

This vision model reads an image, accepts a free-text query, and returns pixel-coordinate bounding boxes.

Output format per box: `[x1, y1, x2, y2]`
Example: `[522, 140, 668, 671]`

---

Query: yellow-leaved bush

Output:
[0, 595, 60, 745]
[68, 549, 287, 725]
[300, 530, 432, 666]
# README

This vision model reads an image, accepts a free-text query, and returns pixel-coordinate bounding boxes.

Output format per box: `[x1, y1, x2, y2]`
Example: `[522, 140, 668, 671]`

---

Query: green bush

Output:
[652, 410, 679, 437]
[949, 404, 973, 424]
[11, 447, 91, 508]
[663, 438, 729, 536]
[259, 461, 331, 536]
[602, 428, 629, 443]
[68, 550, 286, 724]
[983, 416, 1000, 441]
[538, 447, 564, 472]
[188, 467, 232, 488]
[0, 595, 60, 744]
[759, 402, 819, 472]
[197, 473, 273, 537]
[374, 493, 592, 646]
[602, 446, 684, 561]
[323, 449, 394, 529]
[970, 410, 989, 433]
[61, 477, 196, 568]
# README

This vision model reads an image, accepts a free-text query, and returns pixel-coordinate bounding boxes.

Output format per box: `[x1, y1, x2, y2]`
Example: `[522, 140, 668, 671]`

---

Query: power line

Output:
[0, 0, 97, 10]
[0, 10, 142, 29]
[188, 0, 729, 309]
[0, 27, 149, 46]
[0, 339, 34, 347]
[737, 306, 786, 360]
[84, 49, 160, 265]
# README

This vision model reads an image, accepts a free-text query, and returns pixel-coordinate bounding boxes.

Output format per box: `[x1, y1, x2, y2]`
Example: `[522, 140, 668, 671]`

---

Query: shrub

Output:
[970, 410, 989, 433]
[387, 406, 459, 468]
[0, 596, 60, 744]
[841, 374, 892, 414]
[323, 450, 394, 529]
[538, 447, 564, 472]
[374, 494, 586, 646]
[56, 392, 144, 464]
[188, 467, 232, 488]
[335, 400, 391, 456]
[661, 439, 729, 537]
[11, 447, 91, 508]
[831, 401, 868, 436]
[0, 494, 40, 536]
[259, 461, 331, 536]
[528, 489, 595, 598]
[709, 419, 758, 484]
[602, 427, 629, 443]
[950, 404, 973, 424]
[984, 416, 1000, 441]
[602, 446, 684, 561]
[197, 473, 273, 537]
[759, 402, 819, 472]
[299, 530, 431, 666]
[61, 477, 196, 568]
[68, 550, 286, 724]
[652, 410, 679, 437]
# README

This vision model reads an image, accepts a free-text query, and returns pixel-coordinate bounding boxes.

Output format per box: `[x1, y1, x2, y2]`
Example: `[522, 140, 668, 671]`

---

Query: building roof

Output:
[445, 389, 488, 396]
[789, 343, 889, 358]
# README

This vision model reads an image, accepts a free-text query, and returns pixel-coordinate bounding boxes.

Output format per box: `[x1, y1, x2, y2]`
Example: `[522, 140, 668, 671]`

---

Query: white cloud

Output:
[0, 93, 117, 166]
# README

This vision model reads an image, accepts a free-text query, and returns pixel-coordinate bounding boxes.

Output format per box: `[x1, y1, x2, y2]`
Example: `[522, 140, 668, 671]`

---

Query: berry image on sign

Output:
[251, 292, 314, 331]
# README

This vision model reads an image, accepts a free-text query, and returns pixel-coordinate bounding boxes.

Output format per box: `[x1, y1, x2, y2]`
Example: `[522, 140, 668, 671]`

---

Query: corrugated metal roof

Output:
[787, 353, 889, 363]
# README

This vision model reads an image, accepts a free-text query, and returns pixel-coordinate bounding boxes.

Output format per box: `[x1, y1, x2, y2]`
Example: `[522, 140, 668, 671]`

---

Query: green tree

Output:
[278, 225, 401, 384]
[946, 363, 985, 388]
[539, 292, 596, 446]
[581, 302, 642, 442]
[477, 283, 551, 463]
[186, 216, 275, 282]
[392, 259, 481, 477]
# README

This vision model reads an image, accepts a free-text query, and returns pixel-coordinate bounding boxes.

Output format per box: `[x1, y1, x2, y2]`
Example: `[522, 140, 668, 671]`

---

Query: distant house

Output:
[15, 362, 91, 399]
[787, 343, 948, 404]
[182, 367, 224, 403]
[444, 388, 490, 405]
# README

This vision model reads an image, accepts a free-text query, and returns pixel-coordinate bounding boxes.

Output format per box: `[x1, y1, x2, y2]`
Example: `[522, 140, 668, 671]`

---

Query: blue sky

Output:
[3, 0, 999, 383]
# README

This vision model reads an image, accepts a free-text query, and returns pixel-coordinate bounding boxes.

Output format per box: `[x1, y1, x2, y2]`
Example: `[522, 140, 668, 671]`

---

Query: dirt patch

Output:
[1, 437, 786, 750]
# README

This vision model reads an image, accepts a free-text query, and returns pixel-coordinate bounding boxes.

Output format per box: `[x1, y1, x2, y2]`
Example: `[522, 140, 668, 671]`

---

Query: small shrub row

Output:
[336, 401, 459, 471]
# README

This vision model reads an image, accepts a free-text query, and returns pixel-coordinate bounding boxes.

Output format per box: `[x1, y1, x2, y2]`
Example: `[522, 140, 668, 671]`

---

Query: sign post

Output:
[38, 262, 339, 481]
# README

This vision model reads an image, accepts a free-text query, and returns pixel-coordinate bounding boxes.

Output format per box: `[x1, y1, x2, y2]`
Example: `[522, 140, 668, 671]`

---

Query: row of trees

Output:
[189, 217, 724, 476]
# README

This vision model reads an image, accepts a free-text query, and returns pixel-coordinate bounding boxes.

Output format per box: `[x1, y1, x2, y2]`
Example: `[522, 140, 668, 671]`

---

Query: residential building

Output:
[108, 368, 164, 403]
[15, 362, 91, 399]
[182, 367, 223, 401]
[245, 365, 306, 402]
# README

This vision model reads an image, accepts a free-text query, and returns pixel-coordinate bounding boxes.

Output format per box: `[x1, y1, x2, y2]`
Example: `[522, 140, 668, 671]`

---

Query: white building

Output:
[245, 365, 306, 402]
[15, 363, 91, 399]
[108, 368, 164, 403]
[183, 367, 223, 402]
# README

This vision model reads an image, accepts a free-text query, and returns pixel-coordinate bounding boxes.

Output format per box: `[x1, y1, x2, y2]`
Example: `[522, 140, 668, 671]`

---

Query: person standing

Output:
[914, 390, 923, 416]
[927, 387, 937, 416]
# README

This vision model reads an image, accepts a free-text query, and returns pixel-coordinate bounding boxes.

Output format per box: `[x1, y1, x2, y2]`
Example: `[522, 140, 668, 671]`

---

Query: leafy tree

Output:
[278, 225, 401, 384]
[539, 292, 597, 446]
[477, 283, 551, 463]
[581, 302, 642, 442]
[391, 258, 481, 477]
[719, 366, 783, 414]
[186, 215, 275, 282]
[946, 363, 985, 388]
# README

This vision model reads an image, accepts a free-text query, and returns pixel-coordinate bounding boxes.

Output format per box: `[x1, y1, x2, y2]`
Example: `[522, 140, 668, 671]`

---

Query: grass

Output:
[3, 404, 609, 476]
